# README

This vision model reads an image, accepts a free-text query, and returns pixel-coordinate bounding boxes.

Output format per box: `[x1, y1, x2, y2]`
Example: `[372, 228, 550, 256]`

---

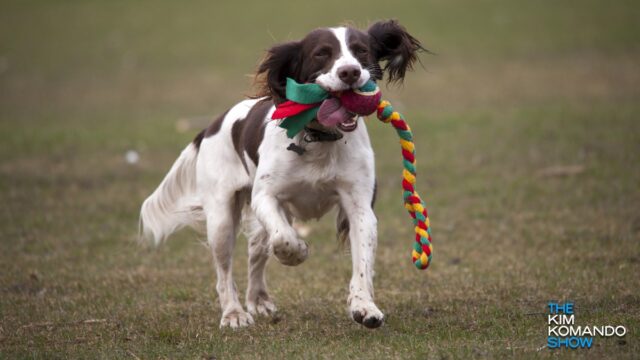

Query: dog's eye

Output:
[354, 47, 368, 55]
[314, 49, 331, 58]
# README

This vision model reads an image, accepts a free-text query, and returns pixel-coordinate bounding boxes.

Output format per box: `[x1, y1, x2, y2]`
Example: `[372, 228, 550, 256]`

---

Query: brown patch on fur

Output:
[230, 121, 247, 171]
[193, 110, 229, 150]
[193, 129, 206, 149]
[204, 110, 229, 137]
[244, 99, 272, 164]
[231, 98, 273, 173]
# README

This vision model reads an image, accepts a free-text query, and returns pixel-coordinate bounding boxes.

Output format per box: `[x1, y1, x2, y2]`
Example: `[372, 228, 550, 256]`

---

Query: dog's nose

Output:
[337, 65, 361, 86]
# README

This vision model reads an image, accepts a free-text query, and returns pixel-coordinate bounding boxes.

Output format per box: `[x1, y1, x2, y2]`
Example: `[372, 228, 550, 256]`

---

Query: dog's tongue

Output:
[316, 98, 352, 127]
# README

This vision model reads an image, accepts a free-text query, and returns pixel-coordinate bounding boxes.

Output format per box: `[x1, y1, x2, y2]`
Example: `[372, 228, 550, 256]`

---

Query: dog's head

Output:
[256, 20, 424, 104]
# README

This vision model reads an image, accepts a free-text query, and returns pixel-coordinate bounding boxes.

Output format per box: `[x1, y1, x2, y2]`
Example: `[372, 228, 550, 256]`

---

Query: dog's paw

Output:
[349, 299, 384, 329]
[220, 307, 254, 329]
[246, 292, 277, 317]
[271, 236, 308, 266]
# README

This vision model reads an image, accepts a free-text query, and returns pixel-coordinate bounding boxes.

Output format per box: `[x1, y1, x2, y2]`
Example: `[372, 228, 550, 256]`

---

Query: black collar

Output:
[302, 126, 343, 143]
[286, 126, 344, 156]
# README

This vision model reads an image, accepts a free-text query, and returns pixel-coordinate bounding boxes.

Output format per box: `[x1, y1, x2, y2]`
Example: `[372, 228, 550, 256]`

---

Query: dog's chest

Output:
[278, 180, 339, 220]
[257, 128, 371, 221]
[276, 150, 343, 220]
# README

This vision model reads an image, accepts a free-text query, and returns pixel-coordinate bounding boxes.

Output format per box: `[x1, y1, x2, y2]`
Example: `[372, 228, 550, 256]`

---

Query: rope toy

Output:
[376, 100, 433, 269]
[272, 78, 433, 270]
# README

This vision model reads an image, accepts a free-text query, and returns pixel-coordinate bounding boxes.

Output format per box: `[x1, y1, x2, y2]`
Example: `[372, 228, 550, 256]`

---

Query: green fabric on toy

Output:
[271, 78, 382, 138]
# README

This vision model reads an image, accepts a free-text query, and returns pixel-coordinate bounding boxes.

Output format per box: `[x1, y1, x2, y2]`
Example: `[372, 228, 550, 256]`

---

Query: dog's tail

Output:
[139, 143, 203, 245]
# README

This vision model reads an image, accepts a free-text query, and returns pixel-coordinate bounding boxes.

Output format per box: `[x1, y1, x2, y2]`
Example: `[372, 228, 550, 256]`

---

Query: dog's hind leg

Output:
[244, 211, 276, 316]
[205, 190, 254, 329]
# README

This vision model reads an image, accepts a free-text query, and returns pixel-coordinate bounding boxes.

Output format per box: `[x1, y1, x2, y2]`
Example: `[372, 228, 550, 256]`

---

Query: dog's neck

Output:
[303, 121, 344, 142]
[285, 120, 351, 156]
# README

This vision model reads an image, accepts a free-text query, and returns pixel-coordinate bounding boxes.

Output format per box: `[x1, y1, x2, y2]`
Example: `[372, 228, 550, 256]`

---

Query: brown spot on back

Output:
[193, 109, 229, 150]
[204, 110, 229, 137]
[231, 99, 273, 173]
[231, 119, 249, 173]
[192, 129, 206, 149]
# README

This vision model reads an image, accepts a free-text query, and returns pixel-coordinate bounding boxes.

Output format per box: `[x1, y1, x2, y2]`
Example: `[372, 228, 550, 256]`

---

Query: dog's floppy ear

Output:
[368, 20, 424, 83]
[256, 41, 301, 103]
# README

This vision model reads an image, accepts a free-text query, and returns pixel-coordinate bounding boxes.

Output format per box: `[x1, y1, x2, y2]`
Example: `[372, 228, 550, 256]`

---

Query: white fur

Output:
[140, 27, 383, 329]
[139, 143, 202, 245]
[316, 27, 371, 91]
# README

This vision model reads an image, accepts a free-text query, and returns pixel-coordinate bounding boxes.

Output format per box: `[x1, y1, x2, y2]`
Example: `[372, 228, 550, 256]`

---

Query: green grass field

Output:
[1, 0, 639, 358]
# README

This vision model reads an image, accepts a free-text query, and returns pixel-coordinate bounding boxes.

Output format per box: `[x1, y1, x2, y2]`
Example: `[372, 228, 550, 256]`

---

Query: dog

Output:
[140, 20, 423, 329]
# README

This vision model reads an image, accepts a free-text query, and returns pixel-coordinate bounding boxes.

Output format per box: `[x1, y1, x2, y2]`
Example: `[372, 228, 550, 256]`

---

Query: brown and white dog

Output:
[140, 20, 423, 329]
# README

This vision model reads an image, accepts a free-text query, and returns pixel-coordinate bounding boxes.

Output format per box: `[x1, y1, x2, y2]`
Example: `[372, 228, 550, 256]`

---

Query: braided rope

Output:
[376, 100, 433, 270]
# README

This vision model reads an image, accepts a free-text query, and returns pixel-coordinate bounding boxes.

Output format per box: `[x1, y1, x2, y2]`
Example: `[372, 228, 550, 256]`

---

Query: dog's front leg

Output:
[252, 179, 308, 266]
[339, 184, 384, 328]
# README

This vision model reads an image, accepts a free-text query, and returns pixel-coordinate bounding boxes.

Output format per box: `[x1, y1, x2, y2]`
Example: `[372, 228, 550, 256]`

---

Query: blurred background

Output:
[1, 0, 638, 358]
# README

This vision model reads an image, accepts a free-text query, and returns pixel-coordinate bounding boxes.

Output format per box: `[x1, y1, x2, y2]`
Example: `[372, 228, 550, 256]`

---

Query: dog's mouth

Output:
[337, 114, 358, 132]
[316, 96, 359, 133]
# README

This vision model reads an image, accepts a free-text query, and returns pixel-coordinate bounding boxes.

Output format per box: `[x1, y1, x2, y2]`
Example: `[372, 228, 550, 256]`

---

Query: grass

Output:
[1, 0, 639, 358]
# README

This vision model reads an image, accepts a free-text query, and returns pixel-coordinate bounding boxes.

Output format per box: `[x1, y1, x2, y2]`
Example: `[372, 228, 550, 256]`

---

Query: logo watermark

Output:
[547, 302, 627, 349]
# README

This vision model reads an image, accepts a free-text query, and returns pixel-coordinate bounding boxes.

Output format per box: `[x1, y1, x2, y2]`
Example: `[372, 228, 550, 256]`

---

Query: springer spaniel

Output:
[140, 20, 424, 329]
